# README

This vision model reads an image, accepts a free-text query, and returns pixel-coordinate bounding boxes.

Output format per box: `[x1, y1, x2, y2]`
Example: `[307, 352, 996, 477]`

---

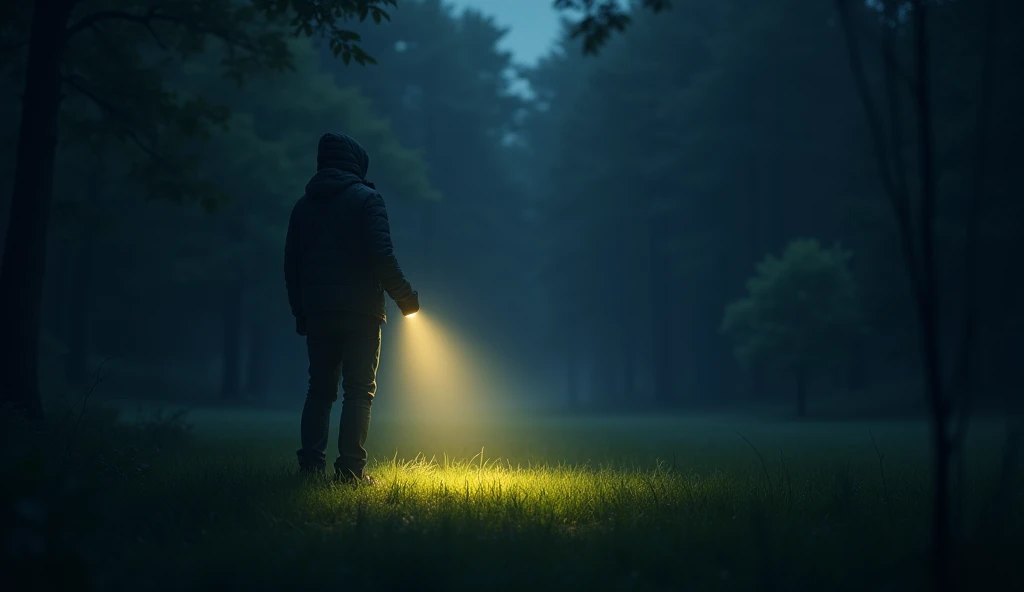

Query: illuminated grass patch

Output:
[8, 410, 1021, 591]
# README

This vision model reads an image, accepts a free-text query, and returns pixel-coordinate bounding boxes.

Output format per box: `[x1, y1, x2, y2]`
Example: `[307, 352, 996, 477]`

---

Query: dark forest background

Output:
[0, 0, 1020, 419]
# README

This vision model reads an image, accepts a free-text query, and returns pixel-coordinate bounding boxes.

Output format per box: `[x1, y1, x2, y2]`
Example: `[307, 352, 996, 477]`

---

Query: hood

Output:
[305, 133, 372, 199]
[317, 132, 369, 178]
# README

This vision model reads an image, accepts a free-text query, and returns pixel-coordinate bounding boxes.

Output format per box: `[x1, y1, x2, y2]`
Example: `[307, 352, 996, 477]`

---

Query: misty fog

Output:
[1, 1, 1021, 591]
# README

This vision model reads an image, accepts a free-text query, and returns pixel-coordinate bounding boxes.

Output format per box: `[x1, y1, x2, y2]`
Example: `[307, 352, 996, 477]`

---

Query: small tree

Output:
[721, 239, 860, 417]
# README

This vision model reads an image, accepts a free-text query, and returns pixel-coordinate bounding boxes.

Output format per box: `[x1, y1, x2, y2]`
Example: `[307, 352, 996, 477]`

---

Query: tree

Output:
[528, 1, 860, 408]
[721, 239, 860, 417]
[548, 3, 1021, 585]
[98, 36, 435, 401]
[0, 0, 396, 418]
[553, 0, 671, 54]
[835, 0, 1008, 589]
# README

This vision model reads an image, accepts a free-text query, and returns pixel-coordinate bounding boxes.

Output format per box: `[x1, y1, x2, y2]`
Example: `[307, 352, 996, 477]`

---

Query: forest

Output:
[1, 1, 1021, 591]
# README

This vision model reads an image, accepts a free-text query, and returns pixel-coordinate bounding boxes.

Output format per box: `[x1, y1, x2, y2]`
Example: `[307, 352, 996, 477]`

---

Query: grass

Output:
[3, 405, 1022, 592]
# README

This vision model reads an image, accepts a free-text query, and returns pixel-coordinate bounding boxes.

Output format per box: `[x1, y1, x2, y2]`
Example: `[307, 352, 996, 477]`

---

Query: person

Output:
[284, 132, 420, 484]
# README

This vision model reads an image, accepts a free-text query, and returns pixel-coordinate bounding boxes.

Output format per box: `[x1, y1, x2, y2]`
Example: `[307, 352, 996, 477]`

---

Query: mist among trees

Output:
[1, 1, 1020, 591]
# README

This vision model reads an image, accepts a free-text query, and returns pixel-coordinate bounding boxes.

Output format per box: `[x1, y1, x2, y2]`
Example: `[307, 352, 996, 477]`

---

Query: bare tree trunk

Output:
[221, 279, 244, 400]
[848, 335, 867, 391]
[0, 0, 74, 418]
[948, 0, 1002, 569]
[245, 319, 269, 398]
[47, 243, 72, 344]
[743, 88, 768, 403]
[66, 161, 102, 387]
[66, 233, 94, 387]
[905, 5, 954, 589]
[835, 2, 946, 588]
[796, 367, 808, 418]
[593, 326, 618, 410]
[622, 319, 635, 399]
[949, 0, 1000, 453]
[835, 1, 1001, 584]
[566, 334, 579, 409]
[649, 216, 673, 408]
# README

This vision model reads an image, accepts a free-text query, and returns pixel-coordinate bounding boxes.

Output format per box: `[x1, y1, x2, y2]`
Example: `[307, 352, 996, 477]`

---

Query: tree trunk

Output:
[836, 2, 998, 589]
[66, 162, 101, 387]
[848, 335, 867, 391]
[649, 217, 674, 408]
[565, 329, 579, 409]
[622, 320, 635, 399]
[66, 233, 94, 387]
[245, 319, 269, 398]
[45, 243, 72, 344]
[796, 367, 808, 418]
[602, 328, 621, 410]
[590, 332, 616, 410]
[0, 1, 72, 418]
[750, 365, 767, 400]
[745, 83, 767, 404]
[908, 3, 953, 590]
[221, 279, 244, 400]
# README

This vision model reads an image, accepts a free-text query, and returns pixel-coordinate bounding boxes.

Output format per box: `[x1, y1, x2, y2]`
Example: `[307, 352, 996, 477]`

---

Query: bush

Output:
[1, 399, 192, 591]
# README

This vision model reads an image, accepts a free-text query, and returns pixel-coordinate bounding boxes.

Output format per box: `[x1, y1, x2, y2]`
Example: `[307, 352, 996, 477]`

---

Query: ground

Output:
[3, 405, 1021, 592]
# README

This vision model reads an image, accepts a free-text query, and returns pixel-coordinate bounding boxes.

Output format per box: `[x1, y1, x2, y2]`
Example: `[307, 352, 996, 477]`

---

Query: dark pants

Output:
[297, 313, 382, 477]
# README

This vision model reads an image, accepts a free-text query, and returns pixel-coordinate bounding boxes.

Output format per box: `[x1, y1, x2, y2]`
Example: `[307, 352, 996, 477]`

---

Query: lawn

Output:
[3, 406, 1021, 592]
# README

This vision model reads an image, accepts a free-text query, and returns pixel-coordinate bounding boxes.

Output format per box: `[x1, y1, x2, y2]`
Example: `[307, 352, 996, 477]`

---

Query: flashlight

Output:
[401, 291, 420, 317]
[405, 311, 418, 318]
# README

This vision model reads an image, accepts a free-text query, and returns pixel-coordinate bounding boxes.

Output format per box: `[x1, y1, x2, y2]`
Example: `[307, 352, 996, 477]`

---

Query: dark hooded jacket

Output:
[284, 133, 415, 323]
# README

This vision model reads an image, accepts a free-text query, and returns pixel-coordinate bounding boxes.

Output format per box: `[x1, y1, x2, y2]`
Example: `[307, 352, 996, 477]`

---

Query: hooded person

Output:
[285, 132, 420, 484]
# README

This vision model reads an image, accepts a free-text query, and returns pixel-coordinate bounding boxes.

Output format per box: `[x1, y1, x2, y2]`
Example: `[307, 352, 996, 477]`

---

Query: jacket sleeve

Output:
[284, 201, 302, 318]
[362, 191, 415, 304]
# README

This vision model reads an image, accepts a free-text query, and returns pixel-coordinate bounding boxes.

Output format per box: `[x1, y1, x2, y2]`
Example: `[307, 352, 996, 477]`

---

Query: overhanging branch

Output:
[65, 5, 266, 56]
[61, 73, 168, 165]
[66, 6, 163, 40]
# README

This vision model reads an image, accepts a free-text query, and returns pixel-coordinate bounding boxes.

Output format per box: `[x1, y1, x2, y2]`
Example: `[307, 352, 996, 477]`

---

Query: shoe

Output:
[334, 469, 376, 487]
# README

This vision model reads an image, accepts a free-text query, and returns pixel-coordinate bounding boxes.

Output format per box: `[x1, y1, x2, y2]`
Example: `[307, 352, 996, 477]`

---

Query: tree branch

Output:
[98, 10, 169, 50]
[66, 5, 267, 56]
[882, 1, 912, 224]
[67, 6, 162, 40]
[83, 20, 135, 56]
[835, 0, 922, 295]
[859, 20, 915, 89]
[909, 0, 943, 413]
[61, 73, 168, 165]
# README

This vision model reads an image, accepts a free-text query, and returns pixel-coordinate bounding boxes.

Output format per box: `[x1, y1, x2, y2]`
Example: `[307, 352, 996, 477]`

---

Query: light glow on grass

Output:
[73, 410, 1019, 589]
[303, 454, 748, 527]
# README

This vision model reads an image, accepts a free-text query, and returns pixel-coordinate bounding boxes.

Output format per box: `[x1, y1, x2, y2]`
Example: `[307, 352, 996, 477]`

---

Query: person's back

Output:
[285, 132, 419, 483]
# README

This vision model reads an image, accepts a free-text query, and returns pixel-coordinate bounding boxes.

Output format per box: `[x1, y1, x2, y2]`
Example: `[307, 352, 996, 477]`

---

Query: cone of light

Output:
[392, 310, 505, 436]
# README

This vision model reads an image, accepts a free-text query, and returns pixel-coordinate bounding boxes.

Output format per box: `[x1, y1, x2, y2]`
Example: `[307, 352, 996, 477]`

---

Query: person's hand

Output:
[397, 291, 420, 317]
[296, 316, 307, 336]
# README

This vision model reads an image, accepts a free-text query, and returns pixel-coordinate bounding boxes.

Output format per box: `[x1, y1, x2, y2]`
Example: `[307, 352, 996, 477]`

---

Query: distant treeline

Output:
[0, 0, 1020, 417]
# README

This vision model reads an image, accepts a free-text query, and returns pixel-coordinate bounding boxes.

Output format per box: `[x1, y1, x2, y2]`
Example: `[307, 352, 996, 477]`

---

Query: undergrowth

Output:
[2, 406, 1021, 592]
